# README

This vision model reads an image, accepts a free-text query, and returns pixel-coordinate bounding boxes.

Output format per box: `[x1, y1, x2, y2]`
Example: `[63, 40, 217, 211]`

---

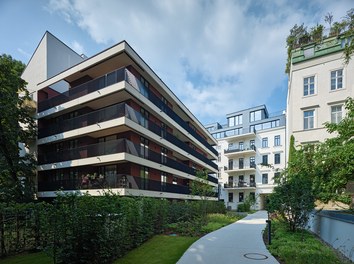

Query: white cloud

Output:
[46, 0, 353, 124]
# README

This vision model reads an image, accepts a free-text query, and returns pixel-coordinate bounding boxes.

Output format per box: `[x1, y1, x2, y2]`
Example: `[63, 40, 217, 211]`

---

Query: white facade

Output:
[206, 106, 286, 210]
[287, 35, 354, 149]
[217, 127, 285, 210]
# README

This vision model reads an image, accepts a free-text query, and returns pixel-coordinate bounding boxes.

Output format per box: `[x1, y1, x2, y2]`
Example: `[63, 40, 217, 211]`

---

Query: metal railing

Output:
[38, 102, 218, 170]
[37, 66, 218, 156]
[224, 181, 256, 188]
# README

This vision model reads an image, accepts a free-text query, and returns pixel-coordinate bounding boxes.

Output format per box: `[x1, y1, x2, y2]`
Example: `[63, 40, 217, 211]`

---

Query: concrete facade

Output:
[22, 32, 218, 200]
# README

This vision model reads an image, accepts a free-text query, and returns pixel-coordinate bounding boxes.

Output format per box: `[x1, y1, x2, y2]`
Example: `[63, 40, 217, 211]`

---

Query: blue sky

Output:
[0, 0, 352, 125]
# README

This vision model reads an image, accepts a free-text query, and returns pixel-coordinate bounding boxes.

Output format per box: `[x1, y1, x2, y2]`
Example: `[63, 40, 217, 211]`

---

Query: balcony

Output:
[225, 163, 256, 173]
[38, 102, 218, 170]
[37, 66, 217, 156]
[224, 181, 256, 189]
[38, 174, 218, 197]
[224, 145, 256, 157]
[38, 174, 190, 194]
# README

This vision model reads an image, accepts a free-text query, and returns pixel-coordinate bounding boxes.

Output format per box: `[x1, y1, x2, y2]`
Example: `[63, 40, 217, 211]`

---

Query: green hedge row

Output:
[0, 193, 225, 263]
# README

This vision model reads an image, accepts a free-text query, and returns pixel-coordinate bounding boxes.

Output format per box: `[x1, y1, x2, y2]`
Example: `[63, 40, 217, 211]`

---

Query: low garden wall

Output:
[308, 210, 354, 262]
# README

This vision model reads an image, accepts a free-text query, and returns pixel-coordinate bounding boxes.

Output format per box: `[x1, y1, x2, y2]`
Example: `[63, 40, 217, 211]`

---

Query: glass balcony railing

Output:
[38, 174, 191, 194]
[224, 181, 256, 188]
[38, 66, 218, 156]
[38, 102, 218, 170]
[38, 138, 218, 184]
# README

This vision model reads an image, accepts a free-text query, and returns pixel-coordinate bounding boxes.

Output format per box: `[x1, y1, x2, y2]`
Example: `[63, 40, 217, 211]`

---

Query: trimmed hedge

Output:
[0, 193, 225, 263]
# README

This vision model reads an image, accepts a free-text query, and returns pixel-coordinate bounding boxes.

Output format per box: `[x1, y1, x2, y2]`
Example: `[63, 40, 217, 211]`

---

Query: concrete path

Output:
[177, 211, 279, 264]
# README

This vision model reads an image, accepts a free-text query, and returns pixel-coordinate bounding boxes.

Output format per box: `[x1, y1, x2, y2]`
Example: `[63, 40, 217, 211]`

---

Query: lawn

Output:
[114, 235, 198, 264]
[266, 219, 351, 264]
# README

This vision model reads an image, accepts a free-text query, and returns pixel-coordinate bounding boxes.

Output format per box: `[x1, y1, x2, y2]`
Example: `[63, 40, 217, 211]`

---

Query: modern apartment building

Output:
[205, 105, 286, 210]
[287, 34, 354, 148]
[22, 32, 218, 200]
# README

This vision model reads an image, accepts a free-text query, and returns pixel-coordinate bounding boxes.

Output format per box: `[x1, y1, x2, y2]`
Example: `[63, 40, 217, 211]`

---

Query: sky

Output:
[0, 0, 353, 125]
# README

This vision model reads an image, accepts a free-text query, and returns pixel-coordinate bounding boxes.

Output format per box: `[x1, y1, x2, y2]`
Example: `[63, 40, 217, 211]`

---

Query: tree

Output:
[343, 8, 354, 64]
[312, 97, 354, 205]
[189, 169, 216, 222]
[269, 146, 316, 232]
[0, 54, 36, 203]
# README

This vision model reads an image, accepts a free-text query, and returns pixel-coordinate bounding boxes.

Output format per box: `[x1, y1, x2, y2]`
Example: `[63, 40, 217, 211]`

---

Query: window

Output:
[239, 192, 244, 202]
[228, 117, 235, 127]
[262, 155, 268, 165]
[172, 177, 178, 185]
[331, 105, 343, 124]
[274, 135, 281, 146]
[140, 108, 149, 128]
[161, 147, 167, 164]
[262, 174, 268, 184]
[140, 137, 149, 158]
[250, 156, 255, 168]
[239, 142, 244, 150]
[228, 159, 234, 170]
[274, 153, 281, 164]
[303, 76, 315, 96]
[331, 69, 343, 90]
[250, 192, 256, 201]
[262, 137, 268, 148]
[239, 158, 244, 169]
[140, 166, 149, 190]
[250, 140, 255, 149]
[161, 172, 167, 190]
[274, 172, 281, 179]
[228, 193, 233, 203]
[228, 114, 243, 127]
[304, 110, 314, 130]
[250, 110, 262, 122]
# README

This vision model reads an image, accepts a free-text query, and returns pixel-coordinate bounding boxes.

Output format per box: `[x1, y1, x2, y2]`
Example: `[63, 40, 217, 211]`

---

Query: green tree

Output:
[343, 8, 354, 64]
[0, 54, 36, 203]
[312, 97, 354, 205]
[190, 169, 216, 222]
[269, 146, 316, 231]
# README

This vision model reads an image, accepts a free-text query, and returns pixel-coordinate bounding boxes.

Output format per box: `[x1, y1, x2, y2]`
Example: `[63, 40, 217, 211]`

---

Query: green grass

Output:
[113, 235, 198, 264]
[267, 219, 351, 264]
[201, 213, 242, 233]
[0, 252, 52, 264]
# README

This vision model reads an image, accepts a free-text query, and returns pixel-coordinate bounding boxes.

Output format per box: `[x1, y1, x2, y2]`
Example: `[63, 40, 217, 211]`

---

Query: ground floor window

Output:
[228, 192, 234, 202]
[239, 192, 244, 202]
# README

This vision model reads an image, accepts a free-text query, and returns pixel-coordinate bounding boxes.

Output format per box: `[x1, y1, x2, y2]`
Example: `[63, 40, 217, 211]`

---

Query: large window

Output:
[262, 137, 268, 148]
[274, 135, 281, 146]
[304, 110, 314, 130]
[239, 142, 244, 150]
[331, 69, 343, 90]
[262, 174, 268, 184]
[331, 105, 343, 124]
[303, 76, 315, 96]
[262, 155, 268, 165]
[228, 114, 243, 127]
[274, 153, 281, 164]
[250, 110, 262, 122]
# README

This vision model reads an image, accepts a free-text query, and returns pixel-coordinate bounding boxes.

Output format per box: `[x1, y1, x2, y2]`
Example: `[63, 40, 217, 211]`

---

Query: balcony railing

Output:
[227, 163, 256, 171]
[224, 181, 256, 188]
[38, 174, 218, 197]
[38, 102, 218, 170]
[38, 174, 190, 194]
[38, 66, 217, 156]
[224, 145, 256, 154]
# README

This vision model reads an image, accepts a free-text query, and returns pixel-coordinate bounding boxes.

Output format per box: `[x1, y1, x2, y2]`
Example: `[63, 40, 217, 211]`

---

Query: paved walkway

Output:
[177, 211, 279, 264]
